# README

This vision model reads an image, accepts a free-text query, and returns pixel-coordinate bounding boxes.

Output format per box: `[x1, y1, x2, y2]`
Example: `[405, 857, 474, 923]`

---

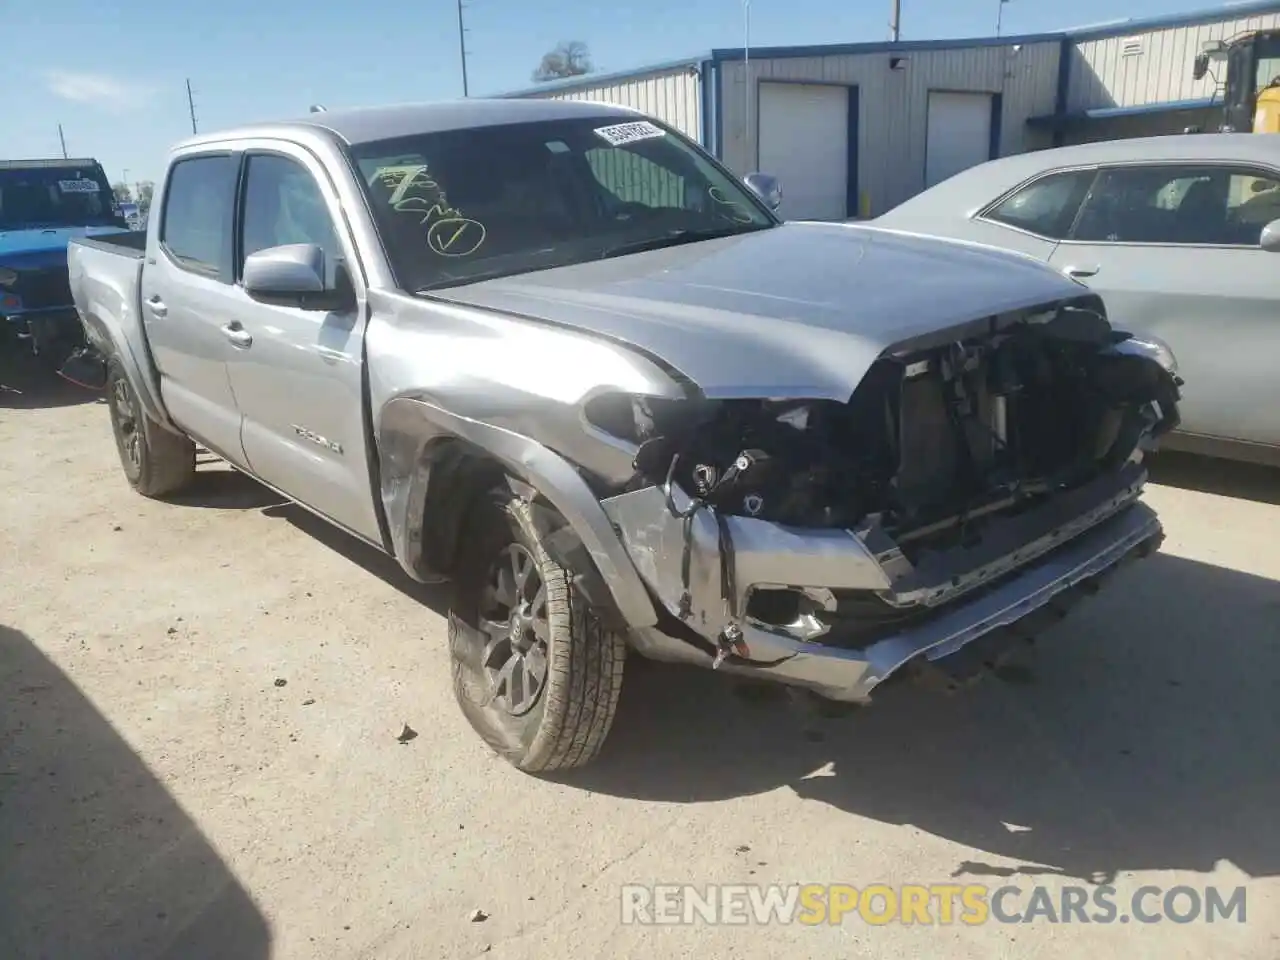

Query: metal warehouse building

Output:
[500, 0, 1280, 220]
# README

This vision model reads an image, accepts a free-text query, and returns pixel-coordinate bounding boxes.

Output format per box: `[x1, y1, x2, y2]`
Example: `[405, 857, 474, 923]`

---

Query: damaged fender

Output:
[376, 395, 659, 630]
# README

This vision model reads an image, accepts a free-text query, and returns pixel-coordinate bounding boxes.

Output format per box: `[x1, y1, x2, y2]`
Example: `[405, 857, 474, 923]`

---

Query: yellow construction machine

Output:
[1193, 29, 1280, 133]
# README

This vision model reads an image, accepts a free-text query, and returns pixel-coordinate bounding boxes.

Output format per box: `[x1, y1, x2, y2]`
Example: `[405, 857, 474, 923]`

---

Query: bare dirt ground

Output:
[3, 358, 1279, 960]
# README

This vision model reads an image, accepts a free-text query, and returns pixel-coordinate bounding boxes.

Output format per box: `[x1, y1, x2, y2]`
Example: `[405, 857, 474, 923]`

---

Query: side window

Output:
[160, 155, 235, 277]
[586, 148, 687, 211]
[981, 169, 1096, 239]
[239, 154, 341, 284]
[1072, 165, 1280, 245]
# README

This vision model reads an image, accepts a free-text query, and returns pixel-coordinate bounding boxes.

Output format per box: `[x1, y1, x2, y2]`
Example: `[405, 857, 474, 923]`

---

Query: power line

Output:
[57, 123, 68, 159]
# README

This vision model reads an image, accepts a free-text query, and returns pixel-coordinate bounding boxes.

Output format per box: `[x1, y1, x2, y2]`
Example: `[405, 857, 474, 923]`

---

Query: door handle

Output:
[145, 296, 168, 318]
[221, 323, 253, 348]
[1063, 264, 1100, 279]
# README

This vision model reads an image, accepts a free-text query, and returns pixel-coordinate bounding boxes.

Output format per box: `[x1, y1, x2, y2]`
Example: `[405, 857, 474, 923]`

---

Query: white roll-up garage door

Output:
[757, 82, 850, 221]
[924, 91, 994, 189]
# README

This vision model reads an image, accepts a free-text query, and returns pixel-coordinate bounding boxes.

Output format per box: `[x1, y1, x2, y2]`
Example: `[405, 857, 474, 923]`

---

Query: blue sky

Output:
[1, 0, 1240, 187]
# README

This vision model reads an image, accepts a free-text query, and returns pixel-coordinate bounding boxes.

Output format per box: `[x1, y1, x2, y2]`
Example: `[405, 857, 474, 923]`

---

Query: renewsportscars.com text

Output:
[620, 883, 1248, 926]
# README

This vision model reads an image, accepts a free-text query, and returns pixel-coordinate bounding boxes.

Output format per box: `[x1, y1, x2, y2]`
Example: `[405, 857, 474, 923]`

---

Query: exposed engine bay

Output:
[592, 305, 1179, 545]
[587, 301, 1180, 667]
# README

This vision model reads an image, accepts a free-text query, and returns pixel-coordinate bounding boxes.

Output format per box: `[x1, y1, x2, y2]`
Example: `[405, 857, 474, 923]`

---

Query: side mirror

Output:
[1260, 219, 1280, 253]
[1192, 52, 1210, 81]
[743, 172, 782, 212]
[242, 243, 352, 310]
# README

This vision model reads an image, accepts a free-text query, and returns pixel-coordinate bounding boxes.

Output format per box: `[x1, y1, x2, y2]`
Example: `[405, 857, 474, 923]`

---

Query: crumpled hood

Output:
[430, 221, 1091, 400]
[0, 225, 131, 267]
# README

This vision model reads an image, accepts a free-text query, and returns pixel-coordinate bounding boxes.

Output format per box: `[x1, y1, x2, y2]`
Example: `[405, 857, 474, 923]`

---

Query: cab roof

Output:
[173, 98, 646, 152]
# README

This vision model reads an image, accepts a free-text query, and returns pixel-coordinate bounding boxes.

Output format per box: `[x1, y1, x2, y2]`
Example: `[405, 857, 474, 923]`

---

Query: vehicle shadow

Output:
[1148, 449, 1280, 507]
[0, 356, 103, 410]
[567, 552, 1280, 884]
[263, 500, 452, 614]
[0, 625, 271, 960]
[164, 460, 448, 612]
[168, 461, 287, 511]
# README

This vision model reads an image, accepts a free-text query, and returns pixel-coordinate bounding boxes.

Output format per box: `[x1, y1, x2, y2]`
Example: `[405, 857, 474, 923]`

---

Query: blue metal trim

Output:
[846, 86, 860, 218]
[699, 59, 712, 146]
[1029, 96, 1218, 126]
[492, 56, 708, 98]
[713, 62, 725, 160]
[709, 33, 1062, 63]
[1063, 0, 1280, 43]
[989, 92, 1004, 160]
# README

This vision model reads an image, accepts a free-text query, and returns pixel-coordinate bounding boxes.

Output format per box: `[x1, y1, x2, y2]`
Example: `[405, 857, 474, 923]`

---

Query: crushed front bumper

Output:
[606, 467, 1163, 702]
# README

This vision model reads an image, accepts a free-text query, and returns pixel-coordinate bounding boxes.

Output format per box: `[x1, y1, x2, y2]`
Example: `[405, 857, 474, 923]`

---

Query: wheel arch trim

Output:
[377, 396, 658, 630]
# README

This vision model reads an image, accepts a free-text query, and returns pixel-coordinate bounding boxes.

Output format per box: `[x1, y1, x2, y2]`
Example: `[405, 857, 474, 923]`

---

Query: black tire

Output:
[448, 489, 627, 773]
[105, 358, 196, 498]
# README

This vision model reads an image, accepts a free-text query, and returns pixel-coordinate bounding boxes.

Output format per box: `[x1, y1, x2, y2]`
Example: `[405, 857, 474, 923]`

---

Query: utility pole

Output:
[186, 78, 198, 134]
[456, 0, 470, 97]
[890, 0, 901, 42]
[996, 0, 1009, 38]
[57, 123, 68, 159]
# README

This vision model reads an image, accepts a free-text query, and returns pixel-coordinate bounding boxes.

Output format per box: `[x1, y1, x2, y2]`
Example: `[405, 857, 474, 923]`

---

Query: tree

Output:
[136, 181, 155, 217]
[111, 182, 133, 203]
[532, 41, 594, 83]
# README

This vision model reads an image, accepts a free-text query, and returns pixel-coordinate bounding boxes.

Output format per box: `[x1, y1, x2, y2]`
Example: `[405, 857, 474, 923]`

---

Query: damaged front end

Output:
[584, 297, 1181, 701]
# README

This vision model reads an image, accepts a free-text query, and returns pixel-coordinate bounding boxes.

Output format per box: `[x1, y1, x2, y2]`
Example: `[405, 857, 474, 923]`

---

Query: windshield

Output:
[347, 116, 776, 292]
[0, 163, 125, 231]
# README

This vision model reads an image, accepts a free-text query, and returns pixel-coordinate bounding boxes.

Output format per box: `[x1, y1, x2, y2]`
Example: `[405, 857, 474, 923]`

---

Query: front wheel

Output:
[105, 358, 196, 498]
[448, 489, 627, 773]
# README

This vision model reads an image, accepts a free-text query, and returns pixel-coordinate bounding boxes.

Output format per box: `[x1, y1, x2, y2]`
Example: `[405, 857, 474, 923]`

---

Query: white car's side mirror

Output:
[1259, 218, 1280, 253]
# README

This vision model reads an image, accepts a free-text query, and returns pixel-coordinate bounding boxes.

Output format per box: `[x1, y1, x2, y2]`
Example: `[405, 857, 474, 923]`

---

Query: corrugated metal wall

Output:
[1068, 11, 1280, 110]
[515, 65, 703, 142]
[716, 42, 1060, 216]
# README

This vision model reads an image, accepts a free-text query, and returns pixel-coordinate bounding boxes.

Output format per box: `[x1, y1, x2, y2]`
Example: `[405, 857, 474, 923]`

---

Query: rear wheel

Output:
[448, 489, 627, 773]
[105, 358, 196, 497]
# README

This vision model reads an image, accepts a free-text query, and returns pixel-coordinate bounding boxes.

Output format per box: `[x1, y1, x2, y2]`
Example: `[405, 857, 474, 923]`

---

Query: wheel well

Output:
[418, 439, 509, 579]
[415, 437, 632, 632]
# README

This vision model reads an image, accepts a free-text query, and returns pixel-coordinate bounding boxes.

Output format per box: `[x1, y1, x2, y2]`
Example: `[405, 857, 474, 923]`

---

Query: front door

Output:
[1049, 161, 1280, 447]
[222, 145, 381, 544]
[142, 152, 248, 465]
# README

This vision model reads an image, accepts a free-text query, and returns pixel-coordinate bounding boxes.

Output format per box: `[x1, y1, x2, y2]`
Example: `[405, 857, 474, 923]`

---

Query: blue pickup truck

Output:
[0, 157, 132, 365]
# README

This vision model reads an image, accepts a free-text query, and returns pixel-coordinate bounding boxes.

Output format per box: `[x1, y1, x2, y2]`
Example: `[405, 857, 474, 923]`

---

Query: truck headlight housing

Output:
[1112, 333, 1178, 377]
[0, 267, 18, 288]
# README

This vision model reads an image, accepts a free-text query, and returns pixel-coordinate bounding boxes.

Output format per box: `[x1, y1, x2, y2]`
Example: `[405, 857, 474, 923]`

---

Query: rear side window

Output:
[981, 169, 1097, 239]
[1071, 164, 1280, 245]
[160, 155, 234, 277]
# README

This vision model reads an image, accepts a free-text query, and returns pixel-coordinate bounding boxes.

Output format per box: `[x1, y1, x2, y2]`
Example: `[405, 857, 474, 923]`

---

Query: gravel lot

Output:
[3, 357, 1279, 960]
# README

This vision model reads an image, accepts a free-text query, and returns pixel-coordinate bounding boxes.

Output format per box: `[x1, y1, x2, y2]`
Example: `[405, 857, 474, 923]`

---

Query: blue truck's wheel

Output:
[105, 358, 196, 498]
[447, 488, 627, 773]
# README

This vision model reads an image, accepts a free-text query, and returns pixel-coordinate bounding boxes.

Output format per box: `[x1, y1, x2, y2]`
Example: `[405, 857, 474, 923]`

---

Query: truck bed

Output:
[71, 231, 148, 257]
[66, 235, 153, 399]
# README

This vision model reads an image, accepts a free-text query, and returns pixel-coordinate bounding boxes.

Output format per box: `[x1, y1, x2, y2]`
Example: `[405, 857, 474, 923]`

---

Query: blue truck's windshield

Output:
[0, 162, 124, 231]
[347, 117, 776, 293]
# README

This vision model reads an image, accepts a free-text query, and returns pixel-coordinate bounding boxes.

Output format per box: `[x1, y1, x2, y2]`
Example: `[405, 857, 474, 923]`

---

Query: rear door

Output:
[1048, 161, 1280, 447]
[141, 152, 248, 465]
[221, 143, 381, 544]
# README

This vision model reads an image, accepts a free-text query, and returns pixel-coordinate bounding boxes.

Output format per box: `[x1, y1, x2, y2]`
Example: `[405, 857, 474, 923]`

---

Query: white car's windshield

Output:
[348, 116, 776, 292]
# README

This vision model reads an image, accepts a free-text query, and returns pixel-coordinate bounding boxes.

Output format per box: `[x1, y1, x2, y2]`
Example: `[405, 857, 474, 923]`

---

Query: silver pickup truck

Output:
[67, 99, 1182, 773]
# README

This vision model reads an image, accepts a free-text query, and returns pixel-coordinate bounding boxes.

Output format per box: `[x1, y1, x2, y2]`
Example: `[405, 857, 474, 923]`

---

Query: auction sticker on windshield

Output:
[594, 121, 666, 146]
[57, 179, 100, 193]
